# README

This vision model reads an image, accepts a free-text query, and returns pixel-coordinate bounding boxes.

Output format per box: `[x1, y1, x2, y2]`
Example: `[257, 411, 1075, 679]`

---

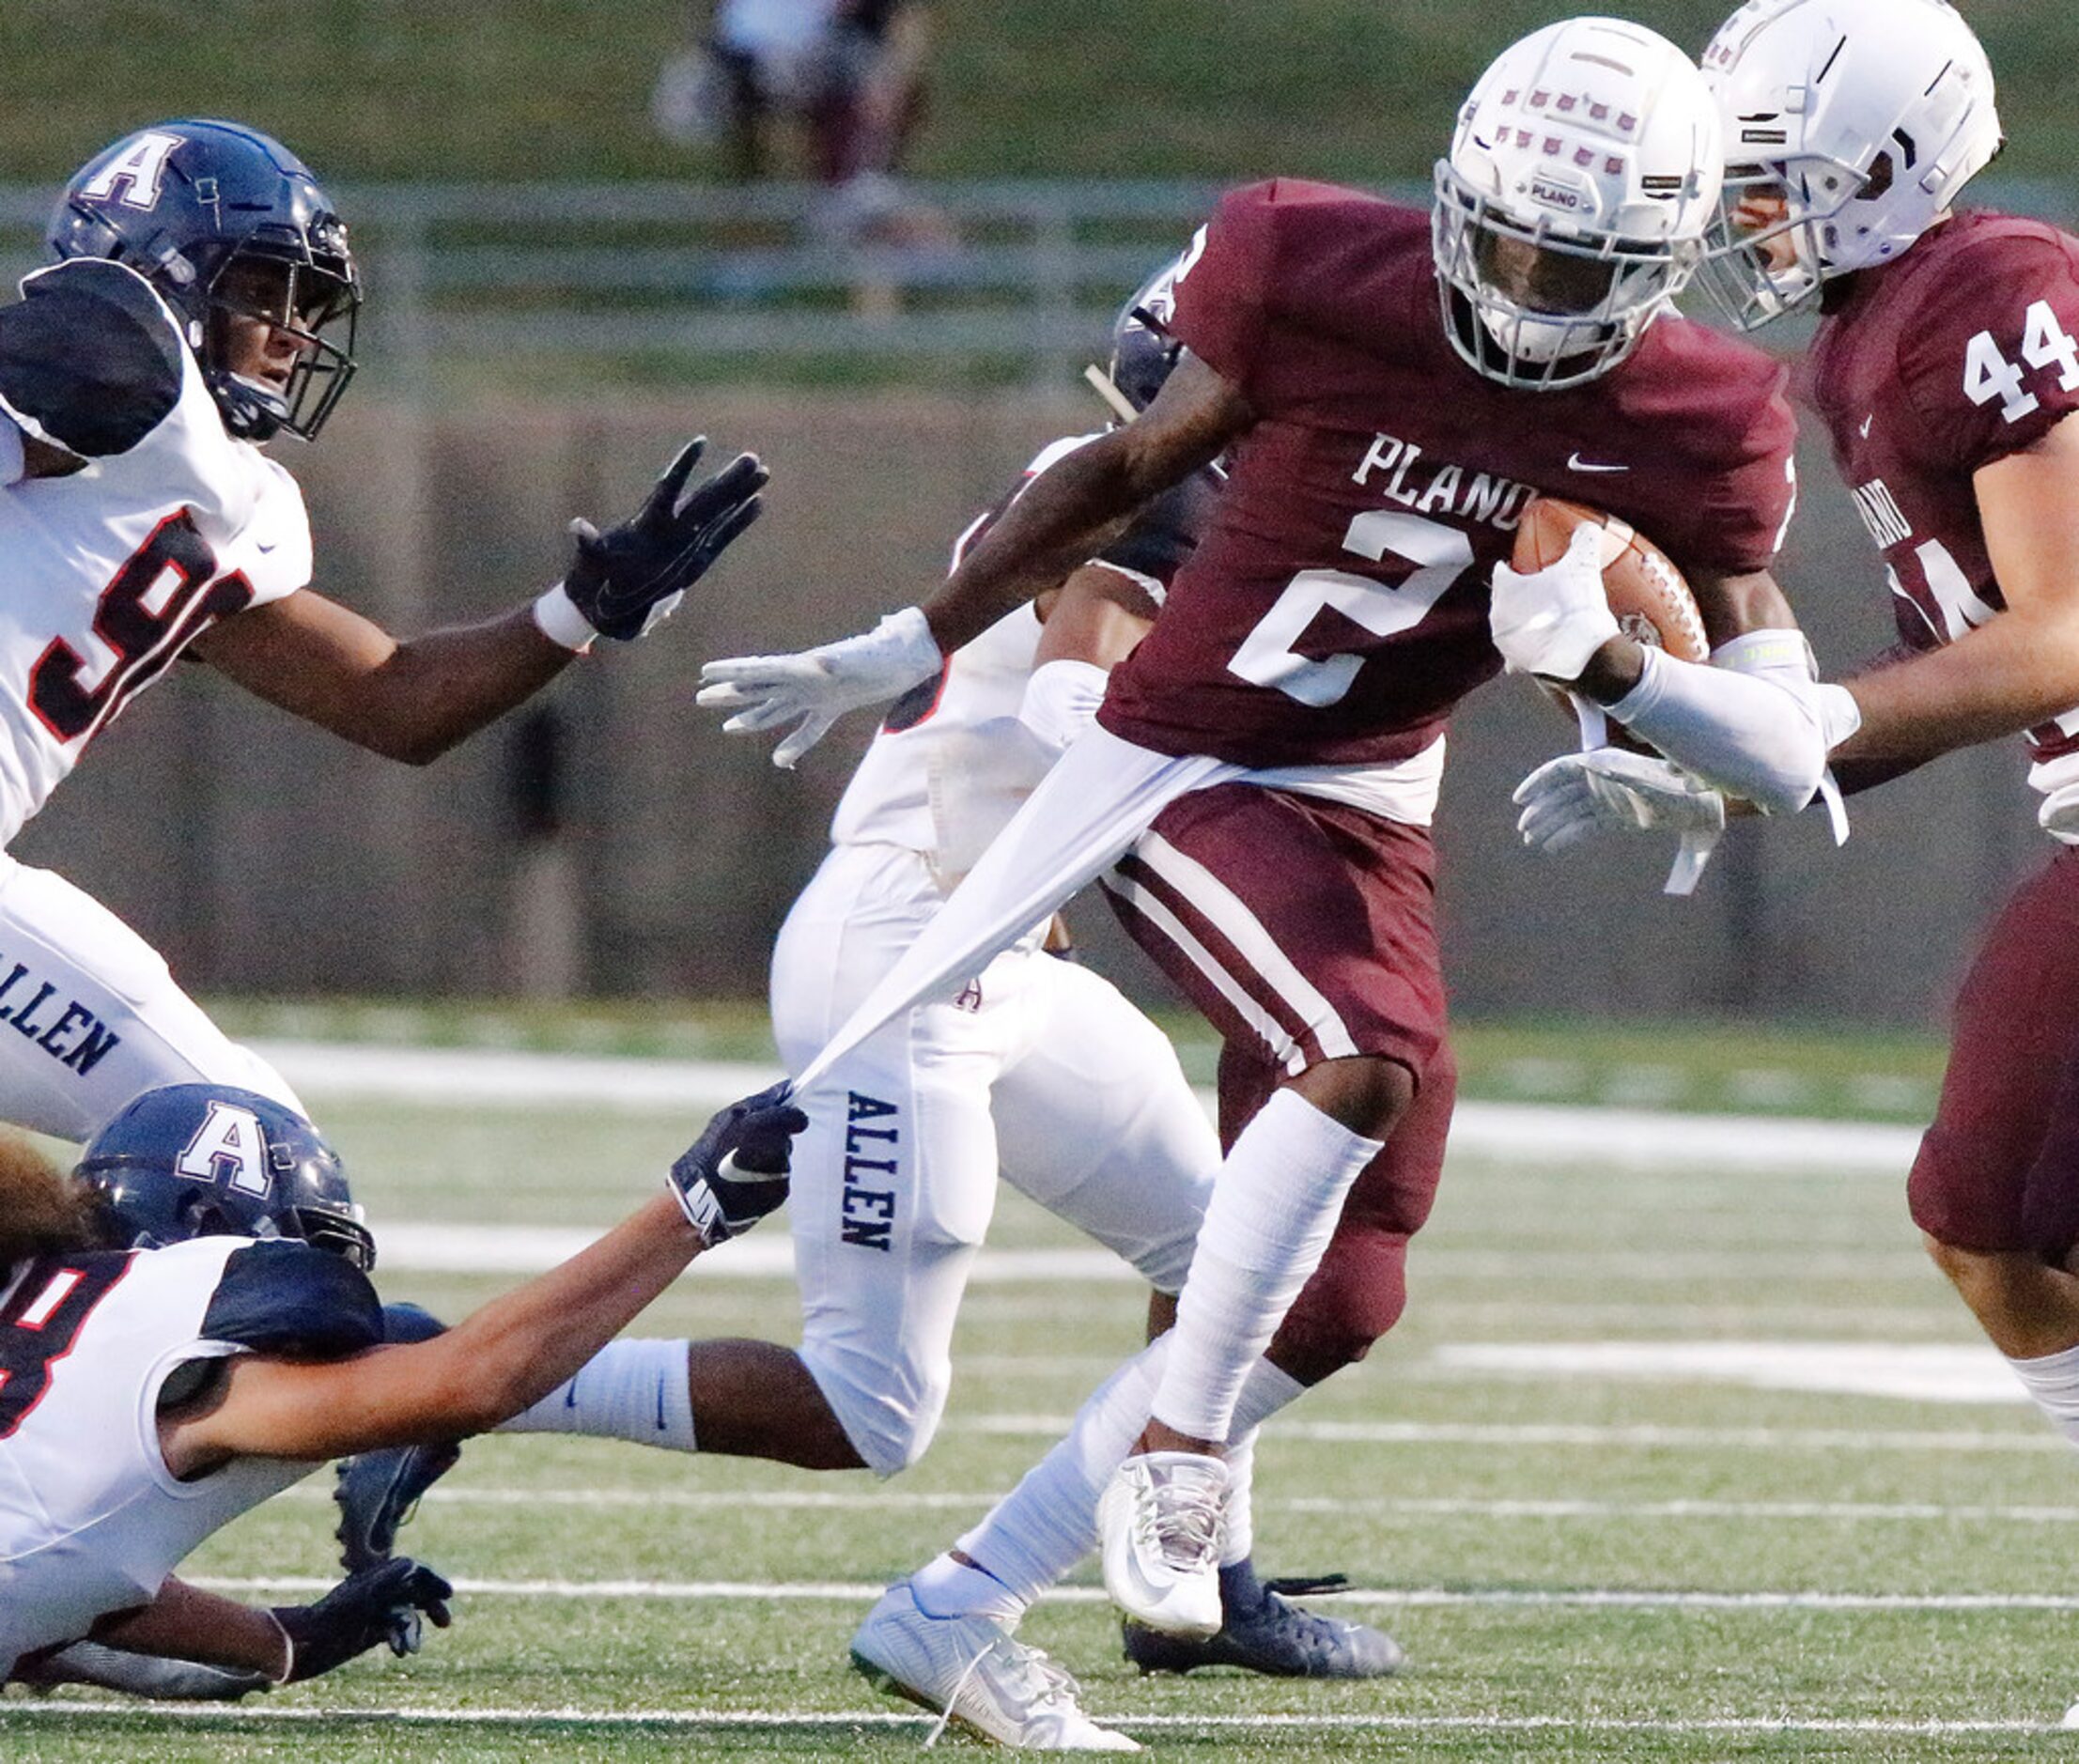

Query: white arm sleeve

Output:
[1018, 658, 1109, 756]
[1608, 644, 1860, 816]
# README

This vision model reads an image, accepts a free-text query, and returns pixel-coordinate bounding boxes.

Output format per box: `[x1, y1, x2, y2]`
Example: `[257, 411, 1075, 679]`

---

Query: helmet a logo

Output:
[78, 132, 184, 213]
[176, 1101, 271, 1197]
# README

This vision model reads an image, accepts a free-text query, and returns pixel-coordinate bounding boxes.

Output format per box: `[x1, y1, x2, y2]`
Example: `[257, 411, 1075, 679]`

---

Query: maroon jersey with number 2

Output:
[1097, 179, 1800, 771]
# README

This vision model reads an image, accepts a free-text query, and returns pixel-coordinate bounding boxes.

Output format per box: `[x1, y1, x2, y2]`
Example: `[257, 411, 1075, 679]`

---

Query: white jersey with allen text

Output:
[0, 1235, 380, 1675]
[0, 256, 312, 850]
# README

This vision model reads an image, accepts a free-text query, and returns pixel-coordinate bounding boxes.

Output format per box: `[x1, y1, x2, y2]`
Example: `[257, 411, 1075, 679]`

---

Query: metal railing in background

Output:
[0, 175, 2062, 388]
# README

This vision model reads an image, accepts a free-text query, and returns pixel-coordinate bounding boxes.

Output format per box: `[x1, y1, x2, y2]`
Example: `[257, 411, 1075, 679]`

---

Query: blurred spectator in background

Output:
[654, 0, 950, 245]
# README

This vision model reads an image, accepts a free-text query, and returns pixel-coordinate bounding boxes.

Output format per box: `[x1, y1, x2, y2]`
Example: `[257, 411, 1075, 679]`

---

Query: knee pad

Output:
[798, 1341, 949, 1478]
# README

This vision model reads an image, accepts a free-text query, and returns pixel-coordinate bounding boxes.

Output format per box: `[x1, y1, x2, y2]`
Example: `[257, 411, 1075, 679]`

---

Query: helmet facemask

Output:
[1434, 159, 1703, 391]
[200, 238, 359, 442]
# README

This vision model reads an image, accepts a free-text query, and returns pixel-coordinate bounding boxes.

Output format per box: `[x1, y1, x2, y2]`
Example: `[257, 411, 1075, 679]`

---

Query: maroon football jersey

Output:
[1802, 209, 2079, 768]
[1096, 179, 1798, 770]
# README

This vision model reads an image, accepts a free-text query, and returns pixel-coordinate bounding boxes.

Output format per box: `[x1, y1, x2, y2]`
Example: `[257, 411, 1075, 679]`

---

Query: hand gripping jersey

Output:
[0, 258, 313, 849]
[0, 1236, 380, 1674]
[831, 433, 1214, 887]
[1097, 180, 1800, 771]
[1801, 210, 2079, 822]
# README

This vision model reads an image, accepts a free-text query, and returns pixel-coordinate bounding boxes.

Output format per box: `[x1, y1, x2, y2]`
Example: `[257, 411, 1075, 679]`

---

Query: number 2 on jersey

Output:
[27, 511, 255, 745]
[1229, 510, 1473, 706]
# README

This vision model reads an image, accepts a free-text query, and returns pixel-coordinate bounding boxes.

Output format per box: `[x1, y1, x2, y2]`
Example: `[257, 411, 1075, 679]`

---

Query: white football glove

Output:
[1488, 524, 1620, 683]
[697, 607, 942, 768]
[1513, 749, 1727, 851]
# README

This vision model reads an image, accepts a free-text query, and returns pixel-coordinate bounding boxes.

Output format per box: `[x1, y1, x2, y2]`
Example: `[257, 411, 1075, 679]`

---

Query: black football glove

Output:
[561, 437, 768, 641]
[668, 1082, 808, 1245]
[271, 1557, 454, 1683]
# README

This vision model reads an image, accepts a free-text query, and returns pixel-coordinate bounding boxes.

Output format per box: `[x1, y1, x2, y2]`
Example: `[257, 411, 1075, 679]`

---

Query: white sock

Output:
[950, 1338, 1170, 1610]
[496, 1338, 695, 1451]
[1219, 1356, 1306, 1566]
[1153, 1091, 1381, 1444]
[909, 1554, 1026, 1628]
[2006, 1341, 2079, 1448]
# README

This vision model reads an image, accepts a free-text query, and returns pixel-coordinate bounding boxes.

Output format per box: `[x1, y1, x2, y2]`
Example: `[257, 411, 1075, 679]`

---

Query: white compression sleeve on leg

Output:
[1218, 1357, 1307, 1566]
[1152, 1091, 1382, 1446]
[946, 1338, 1171, 1610]
[1606, 645, 1859, 816]
[496, 1338, 695, 1451]
[2005, 1341, 2079, 1450]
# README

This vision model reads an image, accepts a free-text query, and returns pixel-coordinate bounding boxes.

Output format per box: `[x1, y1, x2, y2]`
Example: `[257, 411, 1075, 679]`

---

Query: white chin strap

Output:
[1481, 305, 1586, 364]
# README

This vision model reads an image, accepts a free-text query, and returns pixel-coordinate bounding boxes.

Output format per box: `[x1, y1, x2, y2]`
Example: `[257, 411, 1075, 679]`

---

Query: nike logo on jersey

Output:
[1566, 454, 1630, 474]
[1859, 415, 1875, 439]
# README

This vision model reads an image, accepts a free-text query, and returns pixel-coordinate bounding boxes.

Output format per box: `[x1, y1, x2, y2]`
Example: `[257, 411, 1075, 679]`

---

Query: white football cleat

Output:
[850, 1580, 1140, 1752]
[1097, 1450, 1228, 1639]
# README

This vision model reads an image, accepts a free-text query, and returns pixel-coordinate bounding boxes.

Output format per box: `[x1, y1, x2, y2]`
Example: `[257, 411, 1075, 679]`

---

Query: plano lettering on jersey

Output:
[0, 957, 121, 1076]
[840, 1091, 899, 1252]
[1852, 480, 1913, 549]
[1350, 432, 1536, 531]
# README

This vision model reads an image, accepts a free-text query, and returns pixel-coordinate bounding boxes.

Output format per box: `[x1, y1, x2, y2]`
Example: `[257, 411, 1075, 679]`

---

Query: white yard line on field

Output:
[0, 1704, 2058, 1737]
[181, 1576, 2079, 1612]
[952, 1415, 2062, 1450]
[259, 1041, 1921, 1174]
[270, 1483, 2079, 1523]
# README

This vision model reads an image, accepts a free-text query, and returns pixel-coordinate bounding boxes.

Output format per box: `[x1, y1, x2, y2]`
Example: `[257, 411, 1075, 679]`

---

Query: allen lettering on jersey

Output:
[1351, 431, 1537, 531]
[840, 1091, 900, 1252]
[0, 957, 120, 1077]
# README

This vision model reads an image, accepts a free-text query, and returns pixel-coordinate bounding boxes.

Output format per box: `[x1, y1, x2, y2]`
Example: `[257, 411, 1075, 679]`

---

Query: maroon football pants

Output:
[1102, 782, 1454, 1377]
[1909, 845, 2079, 1261]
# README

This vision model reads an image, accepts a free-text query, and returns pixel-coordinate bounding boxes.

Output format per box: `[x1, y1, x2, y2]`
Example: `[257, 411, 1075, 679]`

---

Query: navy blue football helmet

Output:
[78, 1084, 375, 1271]
[48, 119, 360, 442]
[1103, 250, 1189, 415]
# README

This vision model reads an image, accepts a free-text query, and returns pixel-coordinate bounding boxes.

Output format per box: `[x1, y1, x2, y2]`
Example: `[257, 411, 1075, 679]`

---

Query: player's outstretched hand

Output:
[1513, 749, 1727, 853]
[271, 1558, 455, 1682]
[548, 438, 768, 644]
[1489, 524, 1620, 683]
[696, 608, 942, 768]
[669, 1081, 810, 1245]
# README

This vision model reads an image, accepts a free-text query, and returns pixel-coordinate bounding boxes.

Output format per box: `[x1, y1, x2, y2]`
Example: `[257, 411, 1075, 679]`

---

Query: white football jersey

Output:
[0, 1235, 377, 1675]
[0, 258, 312, 849]
[831, 435, 1200, 888]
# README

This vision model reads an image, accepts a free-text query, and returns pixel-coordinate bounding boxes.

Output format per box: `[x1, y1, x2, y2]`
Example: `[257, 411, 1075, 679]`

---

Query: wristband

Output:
[532, 583, 597, 654]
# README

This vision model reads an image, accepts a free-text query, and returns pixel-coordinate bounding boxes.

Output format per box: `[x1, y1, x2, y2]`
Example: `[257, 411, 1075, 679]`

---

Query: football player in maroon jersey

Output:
[703, 14, 1854, 1679]
[1526, 0, 2079, 1563]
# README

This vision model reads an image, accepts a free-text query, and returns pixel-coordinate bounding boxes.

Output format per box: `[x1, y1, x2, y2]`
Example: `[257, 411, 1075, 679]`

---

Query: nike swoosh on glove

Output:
[669, 1082, 810, 1244]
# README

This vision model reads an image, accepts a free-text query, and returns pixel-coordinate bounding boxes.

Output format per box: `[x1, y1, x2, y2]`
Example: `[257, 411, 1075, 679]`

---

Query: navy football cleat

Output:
[334, 1304, 462, 1573]
[1121, 1561, 1404, 1679]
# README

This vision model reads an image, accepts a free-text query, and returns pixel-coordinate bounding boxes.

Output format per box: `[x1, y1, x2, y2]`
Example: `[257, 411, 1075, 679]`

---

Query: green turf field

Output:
[6, 1053, 2074, 1760]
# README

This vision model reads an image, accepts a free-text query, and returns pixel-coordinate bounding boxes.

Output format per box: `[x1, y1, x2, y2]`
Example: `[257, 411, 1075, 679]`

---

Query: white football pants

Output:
[771, 841, 1218, 1476]
[0, 859, 302, 1142]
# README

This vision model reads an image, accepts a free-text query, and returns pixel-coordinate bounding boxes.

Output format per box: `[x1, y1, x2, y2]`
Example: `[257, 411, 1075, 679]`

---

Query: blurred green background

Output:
[0, 2, 2071, 186]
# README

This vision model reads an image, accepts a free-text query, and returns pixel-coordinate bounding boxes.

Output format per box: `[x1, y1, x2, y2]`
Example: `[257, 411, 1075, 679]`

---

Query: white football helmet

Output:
[1434, 17, 1723, 391]
[1697, 0, 2002, 329]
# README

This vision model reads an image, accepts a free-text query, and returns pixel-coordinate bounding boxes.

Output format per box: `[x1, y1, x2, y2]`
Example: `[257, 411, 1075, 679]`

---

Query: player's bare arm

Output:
[698, 353, 1246, 765]
[1033, 561, 1161, 671]
[162, 1089, 803, 1472]
[922, 355, 1245, 655]
[189, 592, 569, 766]
[1834, 413, 2079, 766]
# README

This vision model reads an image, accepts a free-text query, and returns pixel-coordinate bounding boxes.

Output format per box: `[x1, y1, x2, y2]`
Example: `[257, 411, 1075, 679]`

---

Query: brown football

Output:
[1513, 497, 1710, 665]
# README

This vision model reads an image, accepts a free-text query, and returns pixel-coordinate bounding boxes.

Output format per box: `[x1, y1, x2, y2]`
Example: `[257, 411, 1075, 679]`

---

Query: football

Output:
[1512, 497, 1710, 664]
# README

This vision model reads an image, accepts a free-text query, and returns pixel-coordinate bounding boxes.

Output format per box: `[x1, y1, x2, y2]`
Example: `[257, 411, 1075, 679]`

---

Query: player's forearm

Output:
[346, 607, 574, 765]
[1833, 609, 2079, 765]
[88, 1579, 288, 1679]
[209, 1197, 706, 1458]
[920, 435, 1152, 653]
